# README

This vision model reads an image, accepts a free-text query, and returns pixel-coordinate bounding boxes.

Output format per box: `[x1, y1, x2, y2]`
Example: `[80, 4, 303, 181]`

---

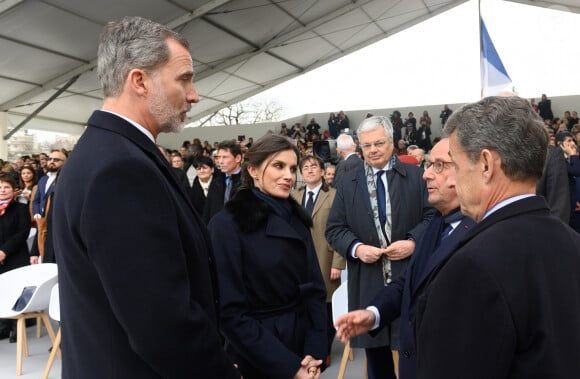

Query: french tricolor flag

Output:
[480, 17, 511, 97]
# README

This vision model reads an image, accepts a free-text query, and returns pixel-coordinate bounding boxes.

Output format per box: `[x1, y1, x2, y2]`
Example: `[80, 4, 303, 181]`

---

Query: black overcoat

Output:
[416, 196, 580, 378]
[209, 188, 327, 379]
[53, 110, 239, 379]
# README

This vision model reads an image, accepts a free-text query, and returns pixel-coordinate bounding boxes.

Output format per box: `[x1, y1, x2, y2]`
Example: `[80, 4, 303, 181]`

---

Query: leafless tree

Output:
[192, 99, 283, 127]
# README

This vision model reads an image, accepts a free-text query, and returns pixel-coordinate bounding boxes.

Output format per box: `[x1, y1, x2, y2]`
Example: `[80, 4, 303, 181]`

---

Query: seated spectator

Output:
[0, 173, 32, 343]
[407, 145, 426, 168]
[324, 164, 336, 187]
[171, 155, 185, 169]
[190, 156, 215, 216]
[396, 139, 408, 155]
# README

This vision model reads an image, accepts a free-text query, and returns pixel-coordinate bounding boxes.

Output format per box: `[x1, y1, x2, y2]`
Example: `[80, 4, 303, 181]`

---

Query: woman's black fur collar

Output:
[225, 188, 312, 233]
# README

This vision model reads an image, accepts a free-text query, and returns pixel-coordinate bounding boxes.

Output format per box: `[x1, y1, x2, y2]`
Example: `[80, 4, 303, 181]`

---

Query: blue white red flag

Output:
[480, 17, 511, 97]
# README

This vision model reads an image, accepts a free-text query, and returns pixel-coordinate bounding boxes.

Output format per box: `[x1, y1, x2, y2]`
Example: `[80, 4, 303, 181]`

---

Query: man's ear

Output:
[127, 68, 147, 96]
[480, 149, 499, 182]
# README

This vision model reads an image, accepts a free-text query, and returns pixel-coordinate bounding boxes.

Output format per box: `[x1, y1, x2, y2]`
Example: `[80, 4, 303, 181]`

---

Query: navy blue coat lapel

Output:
[410, 217, 474, 298]
[88, 111, 196, 215]
[354, 164, 373, 216]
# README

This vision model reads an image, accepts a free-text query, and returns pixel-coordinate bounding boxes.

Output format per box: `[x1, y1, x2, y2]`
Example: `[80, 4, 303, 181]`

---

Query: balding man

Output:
[333, 133, 360, 187]
[334, 138, 474, 379]
[417, 96, 580, 378]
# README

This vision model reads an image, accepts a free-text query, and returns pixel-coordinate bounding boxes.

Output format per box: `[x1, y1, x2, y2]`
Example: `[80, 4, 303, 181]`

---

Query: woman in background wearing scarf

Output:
[0, 173, 32, 342]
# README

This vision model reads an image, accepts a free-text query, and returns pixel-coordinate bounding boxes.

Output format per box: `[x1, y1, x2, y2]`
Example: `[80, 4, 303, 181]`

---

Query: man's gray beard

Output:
[160, 119, 185, 134]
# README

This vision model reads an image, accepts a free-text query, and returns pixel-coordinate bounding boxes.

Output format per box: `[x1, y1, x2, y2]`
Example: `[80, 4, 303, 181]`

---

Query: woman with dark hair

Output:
[16, 165, 37, 204]
[208, 135, 327, 379]
[0, 174, 31, 272]
[189, 155, 215, 215]
[0, 173, 32, 342]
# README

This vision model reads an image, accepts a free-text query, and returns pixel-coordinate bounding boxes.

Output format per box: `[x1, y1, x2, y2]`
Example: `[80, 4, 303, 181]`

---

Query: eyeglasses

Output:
[301, 164, 320, 171]
[360, 140, 388, 150]
[47, 157, 64, 162]
[425, 160, 453, 173]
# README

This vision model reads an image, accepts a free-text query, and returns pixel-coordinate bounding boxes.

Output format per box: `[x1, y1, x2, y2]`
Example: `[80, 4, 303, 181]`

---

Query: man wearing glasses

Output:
[333, 138, 475, 379]
[32, 150, 67, 221]
[326, 115, 434, 379]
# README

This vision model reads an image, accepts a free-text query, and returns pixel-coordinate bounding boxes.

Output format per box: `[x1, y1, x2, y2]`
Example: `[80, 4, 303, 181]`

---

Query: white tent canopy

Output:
[0, 0, 573, 141]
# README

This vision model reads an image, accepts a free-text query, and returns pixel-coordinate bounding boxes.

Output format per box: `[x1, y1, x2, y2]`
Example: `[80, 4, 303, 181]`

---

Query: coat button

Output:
[403, 351, 411, 358]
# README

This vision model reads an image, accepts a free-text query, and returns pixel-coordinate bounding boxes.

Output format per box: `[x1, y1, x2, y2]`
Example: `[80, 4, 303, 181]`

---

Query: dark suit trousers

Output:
[365, 346, 396, 379]
[326, 302, 335, 356]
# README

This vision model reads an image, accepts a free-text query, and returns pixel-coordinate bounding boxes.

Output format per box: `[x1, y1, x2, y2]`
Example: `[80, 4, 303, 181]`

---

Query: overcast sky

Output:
[248, 0, 580, 119]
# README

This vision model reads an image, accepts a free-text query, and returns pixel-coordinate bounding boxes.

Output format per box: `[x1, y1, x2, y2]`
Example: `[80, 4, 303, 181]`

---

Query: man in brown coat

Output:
[292, 154, 345, 366]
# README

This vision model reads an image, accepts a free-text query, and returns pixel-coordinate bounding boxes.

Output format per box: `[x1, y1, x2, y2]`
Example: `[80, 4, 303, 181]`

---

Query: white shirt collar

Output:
[102, 110, 155, 143]
[370, 159, 394, 175]
[304, 182, 323, 202]
[481, 194, 535, 221]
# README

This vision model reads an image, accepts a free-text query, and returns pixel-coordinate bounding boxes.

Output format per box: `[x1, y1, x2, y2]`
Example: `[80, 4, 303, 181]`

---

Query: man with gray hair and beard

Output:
[326, 116, 434, 379]
[53, 17, 240, 378]
[416, 96, 580, 378]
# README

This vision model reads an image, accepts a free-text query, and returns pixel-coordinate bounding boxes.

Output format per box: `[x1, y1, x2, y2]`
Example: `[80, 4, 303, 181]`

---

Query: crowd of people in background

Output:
[0, 88, 579, 377]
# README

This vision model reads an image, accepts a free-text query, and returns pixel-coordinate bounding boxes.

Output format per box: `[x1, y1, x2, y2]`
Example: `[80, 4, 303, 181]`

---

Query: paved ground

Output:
[0, 323, 366, 379]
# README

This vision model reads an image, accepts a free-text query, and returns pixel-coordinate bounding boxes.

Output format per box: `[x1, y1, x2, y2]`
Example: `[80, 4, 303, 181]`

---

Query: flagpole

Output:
[479, 0, 483, 98]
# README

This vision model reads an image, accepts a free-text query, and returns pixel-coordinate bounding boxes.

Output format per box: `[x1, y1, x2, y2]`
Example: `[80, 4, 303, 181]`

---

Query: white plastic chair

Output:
[0, 263, 58, 375]
[42, 284, 60, 379]
[332, 280, 356, 379]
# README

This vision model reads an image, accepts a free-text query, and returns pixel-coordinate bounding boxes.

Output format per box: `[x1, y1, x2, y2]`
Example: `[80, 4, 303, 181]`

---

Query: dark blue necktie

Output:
[224, 175, 232, 202]
[305, 191, 315, 215]
[376, 170, 387, 239]
[440, 223, 453, 242]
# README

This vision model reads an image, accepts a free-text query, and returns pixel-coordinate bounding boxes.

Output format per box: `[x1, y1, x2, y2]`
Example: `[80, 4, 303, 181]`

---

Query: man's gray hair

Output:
[97, 16, 189, 97]
[336, 134, 355, 150]
[443, 96, 548, 182]
[356, 116, 394, 141]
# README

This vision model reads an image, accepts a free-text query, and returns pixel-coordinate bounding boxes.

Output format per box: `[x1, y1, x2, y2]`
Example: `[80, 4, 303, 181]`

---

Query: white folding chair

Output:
[42, 284, 60, 379]
[332, 280, 357, 379]
[0, 263, 58, 375]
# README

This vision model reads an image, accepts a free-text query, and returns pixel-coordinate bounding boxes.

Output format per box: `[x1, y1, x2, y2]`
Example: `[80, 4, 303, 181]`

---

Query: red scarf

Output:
[0, 199, 12, 217]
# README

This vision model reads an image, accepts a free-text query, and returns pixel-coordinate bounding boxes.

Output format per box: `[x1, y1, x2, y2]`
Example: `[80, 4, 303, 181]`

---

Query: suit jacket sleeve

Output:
[81, 158, 239, 378]
[569, 155, 580, 177]
[32, 178, 44, 215]
[331, 249, 346, 270]
[370, 273, 404, 331]
[325, 182, 358, 259]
